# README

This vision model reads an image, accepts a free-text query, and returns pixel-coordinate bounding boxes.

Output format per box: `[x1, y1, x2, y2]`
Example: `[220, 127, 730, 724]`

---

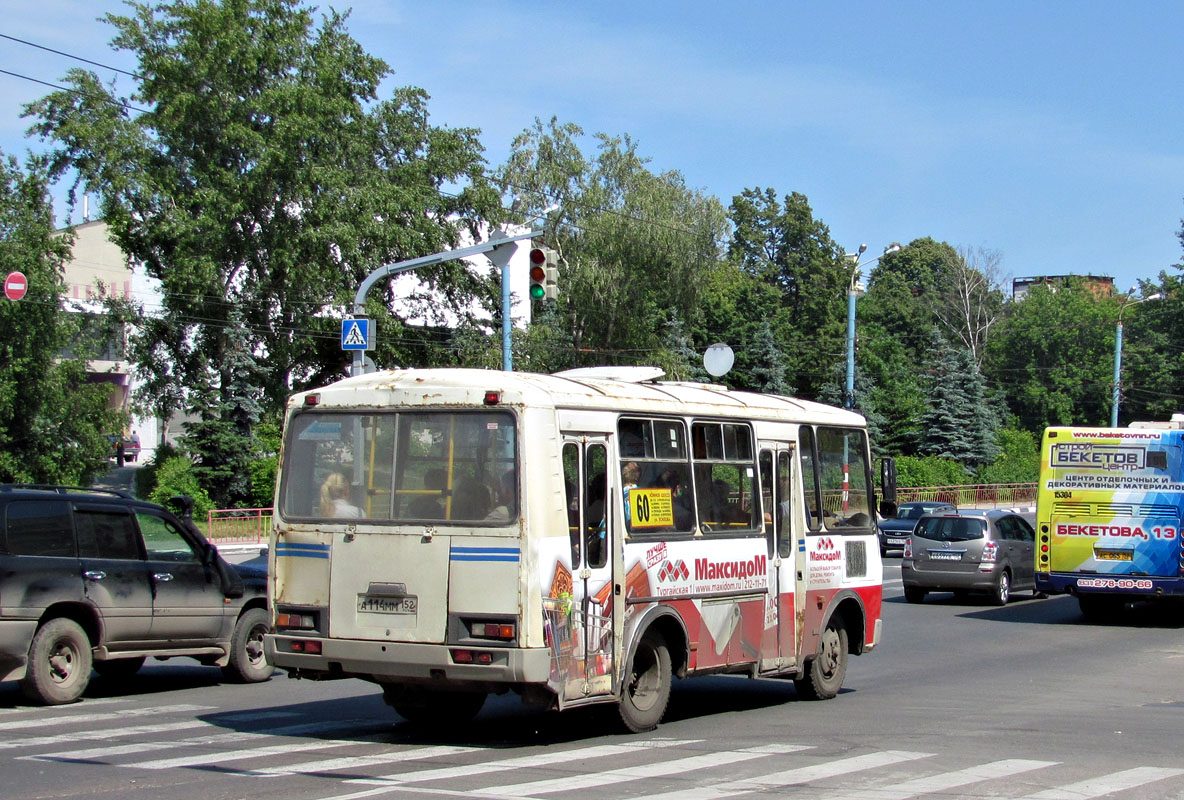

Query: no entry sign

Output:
[4, 271, 28, 301]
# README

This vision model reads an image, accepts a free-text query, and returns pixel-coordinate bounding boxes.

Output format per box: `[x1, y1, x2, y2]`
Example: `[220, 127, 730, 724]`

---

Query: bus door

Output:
[760, 445, 800, 670]
[558, 437, 615, 702]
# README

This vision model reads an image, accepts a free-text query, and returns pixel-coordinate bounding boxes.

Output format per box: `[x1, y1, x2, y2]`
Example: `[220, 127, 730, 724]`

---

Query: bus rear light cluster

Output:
[277, 612, 316, 630]
[288, 639, 322, 654]
[452, 649, 494, 665]
[471, 622, 516, 640]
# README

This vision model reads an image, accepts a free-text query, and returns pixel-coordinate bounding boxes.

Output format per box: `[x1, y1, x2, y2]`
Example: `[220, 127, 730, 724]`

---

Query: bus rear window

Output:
[279, 411, 517, 524]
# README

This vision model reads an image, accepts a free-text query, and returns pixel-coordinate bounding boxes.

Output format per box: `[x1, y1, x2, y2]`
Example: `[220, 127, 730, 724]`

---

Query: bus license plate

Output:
[358, 595, 418, 614]
[1095, 550, 1132, 561]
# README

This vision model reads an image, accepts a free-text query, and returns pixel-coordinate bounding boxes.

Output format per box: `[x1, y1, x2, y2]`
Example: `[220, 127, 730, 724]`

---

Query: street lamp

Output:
[1110, 291, 1163, 426]
[844, 243, 901, 409]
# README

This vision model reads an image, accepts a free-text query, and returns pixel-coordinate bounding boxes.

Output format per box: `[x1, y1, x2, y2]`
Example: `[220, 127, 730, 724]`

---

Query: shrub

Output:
[895, 455, 970, 487]
[148, 455, 214, 519]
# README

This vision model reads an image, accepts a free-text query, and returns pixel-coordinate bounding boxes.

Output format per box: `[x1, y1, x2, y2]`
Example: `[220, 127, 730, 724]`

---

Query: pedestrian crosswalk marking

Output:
[22, 717, 384, 764]
[629, 750, 934, 800]
[0, 704, 211, 732]
[3, 720, 208, 751]
[838, 758, 1059, 800]
[344, 740, 698, 787]
[3, 704, 1183, 800]
[1018, 766, 1184, 800]
[476, 746, 812, 798]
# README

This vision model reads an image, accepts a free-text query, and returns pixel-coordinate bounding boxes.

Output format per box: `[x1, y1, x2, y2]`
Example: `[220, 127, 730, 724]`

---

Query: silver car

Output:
[901, 509, 1037, 605]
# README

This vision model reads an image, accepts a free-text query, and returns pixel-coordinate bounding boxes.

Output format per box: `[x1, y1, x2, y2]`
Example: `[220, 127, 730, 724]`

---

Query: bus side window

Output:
[776, 451, 793, 555]
[584, 444, 608, 569]
[799, 427, 822, 531]
[562, 444, 581, 567]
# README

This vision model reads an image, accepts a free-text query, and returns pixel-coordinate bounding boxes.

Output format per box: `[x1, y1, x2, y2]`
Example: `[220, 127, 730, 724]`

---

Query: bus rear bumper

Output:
[265, 634, 552, 687]
[1036, 572, 1184, 596]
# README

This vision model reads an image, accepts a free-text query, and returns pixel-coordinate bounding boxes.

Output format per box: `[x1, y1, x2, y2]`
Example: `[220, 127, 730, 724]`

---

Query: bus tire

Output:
[384, 686, 486, 725]
[1078, 593, 1122, 621]
[21, 618, 93, 705]
[619, 631, 672, 733]
[795, 619, 847, 700]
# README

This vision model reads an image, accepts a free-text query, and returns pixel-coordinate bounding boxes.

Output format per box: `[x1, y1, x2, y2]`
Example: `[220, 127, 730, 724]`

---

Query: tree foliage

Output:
[497, 117, 729, 371]
[25, 0, 500, 424]
[0, 151, 121, 483]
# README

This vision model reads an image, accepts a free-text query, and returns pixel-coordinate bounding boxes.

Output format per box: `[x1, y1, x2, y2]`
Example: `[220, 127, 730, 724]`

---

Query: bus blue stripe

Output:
[451, 546, 520, 563]
[276, 543, 330, 559]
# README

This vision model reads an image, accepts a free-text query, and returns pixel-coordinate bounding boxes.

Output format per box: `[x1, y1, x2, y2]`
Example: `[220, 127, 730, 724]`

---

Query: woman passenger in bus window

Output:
[320, 472, 362, 518]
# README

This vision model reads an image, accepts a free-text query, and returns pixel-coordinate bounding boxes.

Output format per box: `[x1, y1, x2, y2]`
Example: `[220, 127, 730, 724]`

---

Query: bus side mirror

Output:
[879, 457, 897, 518]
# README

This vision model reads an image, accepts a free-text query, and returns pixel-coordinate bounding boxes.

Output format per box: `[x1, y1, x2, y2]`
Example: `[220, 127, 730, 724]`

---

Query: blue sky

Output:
[3, 1, 1183, 292]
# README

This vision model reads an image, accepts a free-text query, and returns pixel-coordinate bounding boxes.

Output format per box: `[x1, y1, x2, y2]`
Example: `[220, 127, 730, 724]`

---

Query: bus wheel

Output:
[384, 686, 486, 725]
[619, 631, 671, 733]
[795, 619, 847, 700]
[1078, 593, 1122, 621]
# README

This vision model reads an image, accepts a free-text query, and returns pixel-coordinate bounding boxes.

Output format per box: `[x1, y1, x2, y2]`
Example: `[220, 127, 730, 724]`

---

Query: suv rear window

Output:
[915, 516, 985, 542]
[3, 500, 75, 557]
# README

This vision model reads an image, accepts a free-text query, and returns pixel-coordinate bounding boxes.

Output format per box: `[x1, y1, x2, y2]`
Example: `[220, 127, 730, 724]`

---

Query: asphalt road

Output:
[2, 560, 1183, 800]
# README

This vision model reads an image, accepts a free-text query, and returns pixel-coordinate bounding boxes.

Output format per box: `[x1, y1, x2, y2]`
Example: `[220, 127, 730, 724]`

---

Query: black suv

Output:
[0, 485, 270, 704]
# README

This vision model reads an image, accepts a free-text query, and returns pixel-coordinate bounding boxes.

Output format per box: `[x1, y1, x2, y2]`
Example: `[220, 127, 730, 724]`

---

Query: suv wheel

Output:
[222, 607, 272, 683]
[21, 618, 93, 705]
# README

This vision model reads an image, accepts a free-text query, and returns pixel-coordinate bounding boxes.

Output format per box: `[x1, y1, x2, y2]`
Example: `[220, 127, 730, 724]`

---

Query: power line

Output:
[0, 32, 142, 80]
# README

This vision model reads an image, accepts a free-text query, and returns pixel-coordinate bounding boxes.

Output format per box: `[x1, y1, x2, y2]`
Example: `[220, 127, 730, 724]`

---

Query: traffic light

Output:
[528, 247, 547, 300]
[528, 246, 559, 303]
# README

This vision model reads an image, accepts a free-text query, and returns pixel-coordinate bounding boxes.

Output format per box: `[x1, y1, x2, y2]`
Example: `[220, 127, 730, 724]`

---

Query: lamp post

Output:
[844, 243, 901, 409]
[1110, 291, 1163, 426]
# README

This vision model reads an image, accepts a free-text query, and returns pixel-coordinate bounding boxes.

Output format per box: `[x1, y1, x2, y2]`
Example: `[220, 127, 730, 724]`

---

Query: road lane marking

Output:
[2, 720, 208, 751]
[244, 745, 486, 777]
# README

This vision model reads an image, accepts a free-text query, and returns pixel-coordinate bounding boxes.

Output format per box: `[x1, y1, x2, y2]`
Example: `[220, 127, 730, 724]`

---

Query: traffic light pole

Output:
[350, 228, 538, 377]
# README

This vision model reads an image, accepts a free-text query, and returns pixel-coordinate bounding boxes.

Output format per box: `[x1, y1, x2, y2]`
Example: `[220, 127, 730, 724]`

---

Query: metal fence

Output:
[207, 507, 272, 544]
[895, 483, 1037, 509]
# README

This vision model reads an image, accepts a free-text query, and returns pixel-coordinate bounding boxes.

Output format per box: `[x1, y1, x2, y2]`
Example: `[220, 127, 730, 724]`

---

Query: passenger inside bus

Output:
[452, 477, 491, 520]
[621, 461, 641, 527]
[485, 470, 517, 523]
[406, 468, 448, 519]
[320, 472, 361, 518]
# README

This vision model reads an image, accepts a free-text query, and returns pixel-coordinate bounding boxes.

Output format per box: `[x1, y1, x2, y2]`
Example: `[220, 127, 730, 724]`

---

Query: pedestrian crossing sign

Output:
[341, 318, 373, 351]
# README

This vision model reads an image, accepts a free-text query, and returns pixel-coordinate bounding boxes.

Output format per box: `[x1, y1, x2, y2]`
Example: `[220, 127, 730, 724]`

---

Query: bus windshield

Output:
[278, 410, 518, 524]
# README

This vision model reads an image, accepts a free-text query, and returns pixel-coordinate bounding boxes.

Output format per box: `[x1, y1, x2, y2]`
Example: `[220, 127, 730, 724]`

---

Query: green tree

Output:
[26, 0, 499, 426]
[181, 308, 263, 507]
[984, 281, 1117, 434]
[727, 189, 848, 397]
[0, 152, 121, 483]
[497, 118, 729, 370]
[1115, 274, 1179, 425]
[918, 343, 999, 469]
[976, 426, 1039, 484]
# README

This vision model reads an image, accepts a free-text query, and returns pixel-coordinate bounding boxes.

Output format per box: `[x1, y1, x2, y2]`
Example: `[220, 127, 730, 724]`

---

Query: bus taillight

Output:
[471, 622, 516, 640]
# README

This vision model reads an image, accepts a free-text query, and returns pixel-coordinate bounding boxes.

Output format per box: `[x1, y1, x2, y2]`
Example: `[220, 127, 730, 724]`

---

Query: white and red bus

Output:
[264, 366, 891, 731]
